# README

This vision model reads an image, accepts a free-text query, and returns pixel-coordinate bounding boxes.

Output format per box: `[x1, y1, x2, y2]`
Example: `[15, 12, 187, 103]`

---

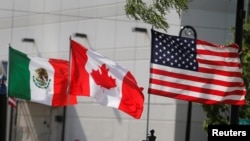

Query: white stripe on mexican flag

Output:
[8, 47, 77, 106]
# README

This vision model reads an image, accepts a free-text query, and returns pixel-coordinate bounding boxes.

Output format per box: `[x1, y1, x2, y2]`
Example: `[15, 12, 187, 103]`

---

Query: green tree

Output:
[239, 21, 250, 117]
[125, 0, 188, 31]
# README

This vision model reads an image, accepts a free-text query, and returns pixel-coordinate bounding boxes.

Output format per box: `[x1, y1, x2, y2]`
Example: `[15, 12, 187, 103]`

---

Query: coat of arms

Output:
[33, 68, 51, 89]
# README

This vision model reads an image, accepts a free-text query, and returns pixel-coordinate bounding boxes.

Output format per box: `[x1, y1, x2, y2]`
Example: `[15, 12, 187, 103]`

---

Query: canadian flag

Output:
[69, 40, 144, 119]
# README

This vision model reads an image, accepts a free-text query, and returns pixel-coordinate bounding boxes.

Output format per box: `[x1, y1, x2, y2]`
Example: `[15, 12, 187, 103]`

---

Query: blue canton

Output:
[151, 29, 198, 71]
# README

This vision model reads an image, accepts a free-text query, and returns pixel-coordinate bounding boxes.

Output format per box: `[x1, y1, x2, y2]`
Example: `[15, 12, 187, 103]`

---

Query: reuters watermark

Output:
[208, 125, 250, 140]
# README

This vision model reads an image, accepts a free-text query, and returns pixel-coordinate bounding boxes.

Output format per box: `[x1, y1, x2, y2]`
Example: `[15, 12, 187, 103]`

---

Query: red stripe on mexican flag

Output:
[8, 47, 77, 106]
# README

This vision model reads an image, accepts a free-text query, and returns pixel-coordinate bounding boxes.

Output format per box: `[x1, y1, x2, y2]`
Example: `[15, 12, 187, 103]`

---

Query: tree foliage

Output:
[201, 104, 230, 131]
[125, 0, 188, 31]
[239, 21, 250, 118]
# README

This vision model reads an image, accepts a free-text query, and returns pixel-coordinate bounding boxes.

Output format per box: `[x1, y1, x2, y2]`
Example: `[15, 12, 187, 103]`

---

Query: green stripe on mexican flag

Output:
[8, 47, 77, 106]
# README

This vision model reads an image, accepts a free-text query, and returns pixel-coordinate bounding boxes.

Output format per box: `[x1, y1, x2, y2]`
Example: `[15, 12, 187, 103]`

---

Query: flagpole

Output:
[145, 26, 155, 141]
[14, 101, 18, 141]
[179, 25, 197, 141]
[230, 0, 245, 125]
[8, 104, 14, 141]
[61, 36, 72, 141]
[0, 95, 7, 141]
[145, 93, 151, 141]
[0, 48, 9, 141]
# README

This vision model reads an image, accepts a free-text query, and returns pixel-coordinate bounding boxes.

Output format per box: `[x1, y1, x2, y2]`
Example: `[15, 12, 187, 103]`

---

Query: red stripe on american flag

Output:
[197, 50, 239, 58]
[197, 67, 242, 77]
[8, 97, 16, 108]
[149, 78, 245, 97]
[148, 89, 246, 105]
[197, 59, 240, 67]
[150, 68, 244, 87]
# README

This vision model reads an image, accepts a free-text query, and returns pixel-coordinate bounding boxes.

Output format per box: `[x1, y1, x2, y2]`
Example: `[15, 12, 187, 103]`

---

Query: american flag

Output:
[148, 29, 246, 105]
[8, 96, 17, 108]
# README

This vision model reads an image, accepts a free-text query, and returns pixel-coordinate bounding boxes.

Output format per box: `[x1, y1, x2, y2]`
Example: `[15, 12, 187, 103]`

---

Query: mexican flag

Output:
[8, 47, 77, 106]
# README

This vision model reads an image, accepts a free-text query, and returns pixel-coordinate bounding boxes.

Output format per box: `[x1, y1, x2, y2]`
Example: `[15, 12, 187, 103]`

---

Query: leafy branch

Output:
[125, 0, 189, 31]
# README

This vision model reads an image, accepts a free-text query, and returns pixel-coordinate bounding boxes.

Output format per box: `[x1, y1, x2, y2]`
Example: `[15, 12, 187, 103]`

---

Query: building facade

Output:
[0, 0, 240, 141]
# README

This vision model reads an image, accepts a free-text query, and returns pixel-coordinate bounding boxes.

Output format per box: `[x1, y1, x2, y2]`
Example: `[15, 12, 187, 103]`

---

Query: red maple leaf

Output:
[91, 64, 116, 89]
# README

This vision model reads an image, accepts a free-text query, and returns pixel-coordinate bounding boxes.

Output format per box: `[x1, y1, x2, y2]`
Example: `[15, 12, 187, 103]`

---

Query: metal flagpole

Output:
[0, 60, 7, 141]
[61, 36, 73, 141]
[145, 93, 151, 141]
[230, 0, 245, 125]
[145, 27, 153, 141]
[8, 104, 14, 141]
[179, 25, 197, 141]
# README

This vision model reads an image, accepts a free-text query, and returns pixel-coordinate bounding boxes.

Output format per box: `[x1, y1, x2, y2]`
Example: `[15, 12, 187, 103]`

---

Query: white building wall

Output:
[1, 0, 239, 141]
[182, 0, 237, 43]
